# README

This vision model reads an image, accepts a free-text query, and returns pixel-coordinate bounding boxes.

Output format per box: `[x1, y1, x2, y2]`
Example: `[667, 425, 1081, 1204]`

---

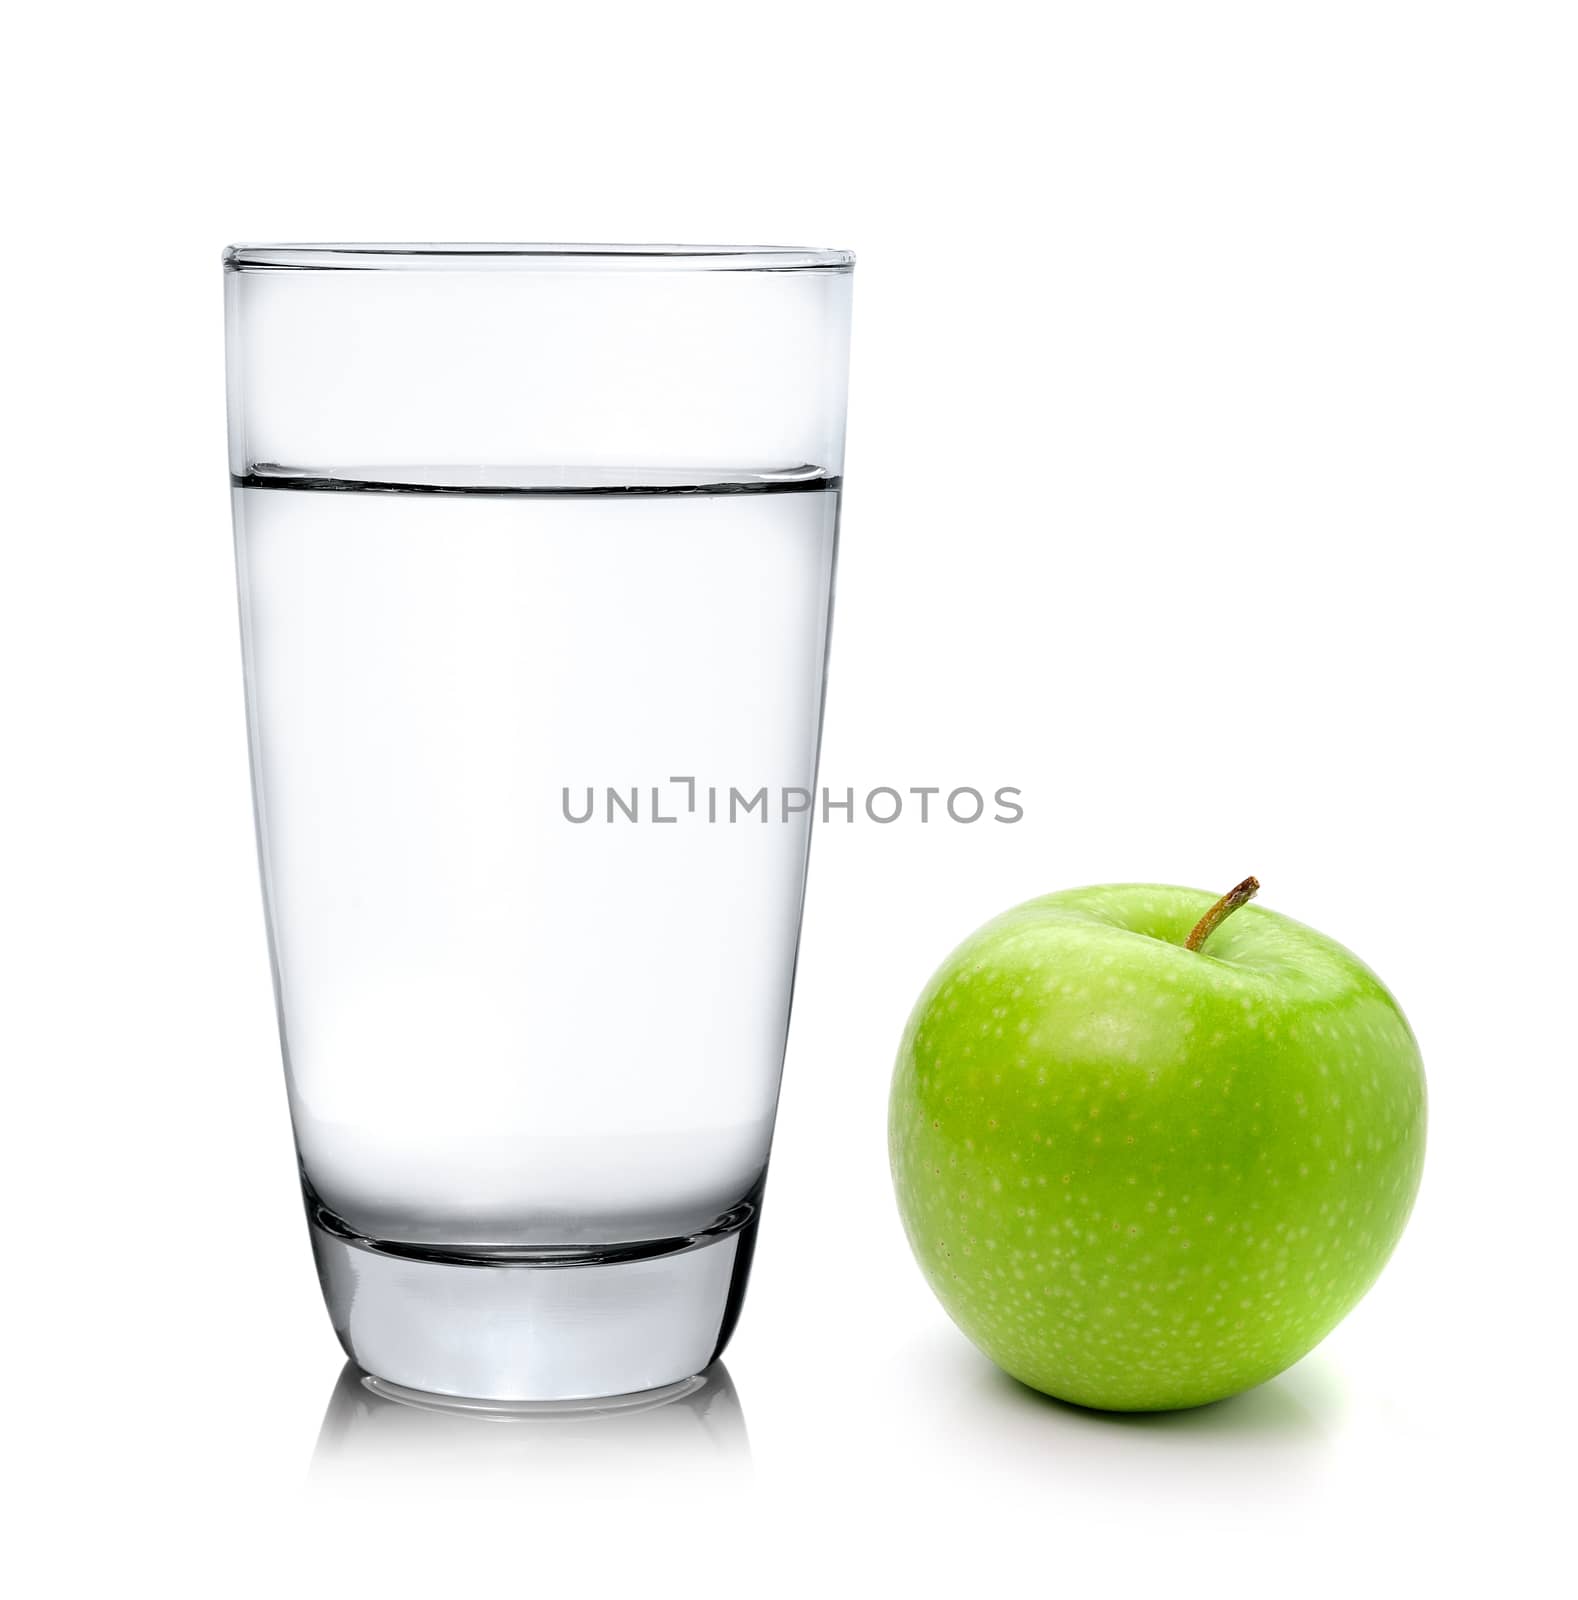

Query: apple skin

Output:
[889, 884, 1426, 1411]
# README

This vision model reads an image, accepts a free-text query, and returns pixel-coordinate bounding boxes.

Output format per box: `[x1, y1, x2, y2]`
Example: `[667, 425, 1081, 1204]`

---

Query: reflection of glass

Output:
[225, 245, 853, 1401]
[313, 1361, 749, 1485]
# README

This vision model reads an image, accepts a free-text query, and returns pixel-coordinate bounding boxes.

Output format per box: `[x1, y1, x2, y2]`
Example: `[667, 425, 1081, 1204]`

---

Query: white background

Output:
[4, 2, 1574, 1594]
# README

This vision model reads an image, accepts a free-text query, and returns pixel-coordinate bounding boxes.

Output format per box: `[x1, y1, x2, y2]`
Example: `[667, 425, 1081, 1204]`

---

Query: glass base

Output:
[307, 1201, 759, 1402]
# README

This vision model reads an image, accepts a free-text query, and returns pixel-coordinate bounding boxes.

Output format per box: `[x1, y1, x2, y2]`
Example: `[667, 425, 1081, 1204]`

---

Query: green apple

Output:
[889, 880, 1426, 1411]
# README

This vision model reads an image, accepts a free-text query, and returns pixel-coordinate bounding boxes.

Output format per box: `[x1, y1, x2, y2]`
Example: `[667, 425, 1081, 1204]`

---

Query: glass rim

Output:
[224, 242, 854, 274]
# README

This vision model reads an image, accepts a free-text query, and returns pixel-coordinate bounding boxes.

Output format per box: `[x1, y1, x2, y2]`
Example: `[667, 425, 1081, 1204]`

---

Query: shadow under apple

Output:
[920, 1330, 1344, 1497]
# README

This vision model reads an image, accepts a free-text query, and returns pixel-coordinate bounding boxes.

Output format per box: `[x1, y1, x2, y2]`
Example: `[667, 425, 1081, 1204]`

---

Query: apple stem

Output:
[1185, 876, 1261, 953]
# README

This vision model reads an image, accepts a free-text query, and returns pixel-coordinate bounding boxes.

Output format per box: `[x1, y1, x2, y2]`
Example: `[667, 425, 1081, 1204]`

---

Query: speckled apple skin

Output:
[889, 884, 1426, 1411]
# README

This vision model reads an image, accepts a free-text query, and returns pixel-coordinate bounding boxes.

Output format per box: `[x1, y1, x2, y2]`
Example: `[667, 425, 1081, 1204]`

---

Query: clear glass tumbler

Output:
[225, 243, 853, 1400]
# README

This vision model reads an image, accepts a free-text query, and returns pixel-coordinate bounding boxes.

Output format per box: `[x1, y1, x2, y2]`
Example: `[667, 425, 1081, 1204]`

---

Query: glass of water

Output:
[225, 243, 853, 1400]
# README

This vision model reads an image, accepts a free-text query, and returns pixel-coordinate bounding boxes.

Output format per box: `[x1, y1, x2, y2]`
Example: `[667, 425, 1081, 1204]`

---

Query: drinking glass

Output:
[225, 243, 853, 1400]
